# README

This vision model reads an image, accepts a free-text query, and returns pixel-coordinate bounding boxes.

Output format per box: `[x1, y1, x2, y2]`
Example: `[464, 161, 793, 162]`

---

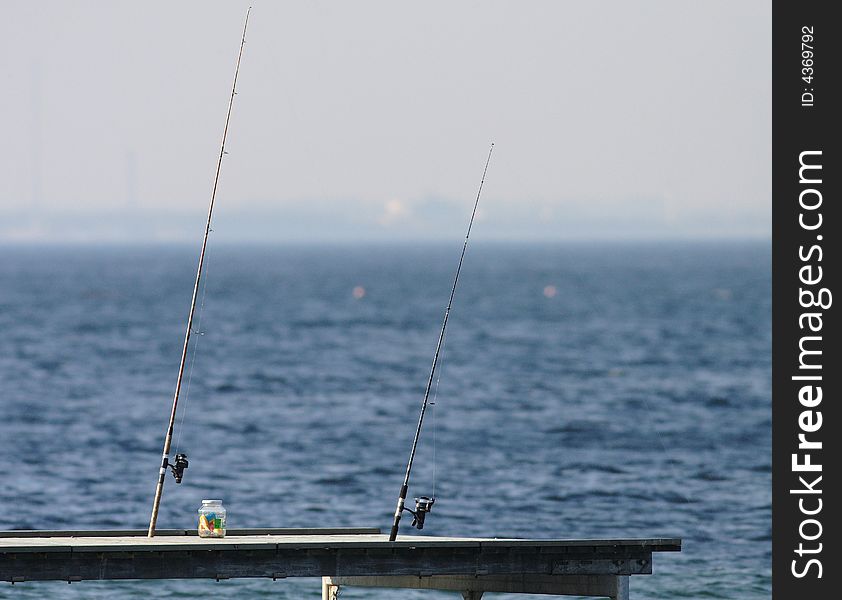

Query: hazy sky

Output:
[1, 1, 770, 243]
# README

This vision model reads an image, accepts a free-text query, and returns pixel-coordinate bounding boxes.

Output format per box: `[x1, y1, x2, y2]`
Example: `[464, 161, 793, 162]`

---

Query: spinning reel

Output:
[164, 453, 189, 484]
[403, 496, 436, 530]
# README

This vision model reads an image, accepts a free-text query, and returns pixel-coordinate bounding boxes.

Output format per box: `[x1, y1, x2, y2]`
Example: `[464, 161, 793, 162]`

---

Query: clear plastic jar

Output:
[198, 499, 227, 538]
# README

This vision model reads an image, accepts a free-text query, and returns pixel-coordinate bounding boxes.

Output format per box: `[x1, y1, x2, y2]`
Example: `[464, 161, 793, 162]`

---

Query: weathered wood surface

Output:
[0, 530, 680, 583]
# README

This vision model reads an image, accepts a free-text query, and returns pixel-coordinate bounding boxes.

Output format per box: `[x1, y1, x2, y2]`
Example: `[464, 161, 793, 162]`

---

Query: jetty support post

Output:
[324, 574, 631, 599]
[322, 577, 339, 600]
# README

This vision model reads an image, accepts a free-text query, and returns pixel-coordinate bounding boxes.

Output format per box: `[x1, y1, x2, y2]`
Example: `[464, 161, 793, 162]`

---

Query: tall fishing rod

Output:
[147, 7, 251, 538]
[389, 142, 494, 541]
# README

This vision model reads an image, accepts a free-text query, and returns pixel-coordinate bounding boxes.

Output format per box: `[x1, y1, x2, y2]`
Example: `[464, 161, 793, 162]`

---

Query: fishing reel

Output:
[164, 453, 189, 484]
[404, 496, 435, 530]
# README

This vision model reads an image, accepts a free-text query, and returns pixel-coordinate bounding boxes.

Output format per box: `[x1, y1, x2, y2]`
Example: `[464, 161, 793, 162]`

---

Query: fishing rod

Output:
[388, 142, 494, 542]
[147, 7, 251, 538]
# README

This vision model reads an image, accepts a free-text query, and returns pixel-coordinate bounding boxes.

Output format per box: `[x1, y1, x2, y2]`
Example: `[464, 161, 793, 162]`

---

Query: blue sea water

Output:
[0, 242, 770, 599]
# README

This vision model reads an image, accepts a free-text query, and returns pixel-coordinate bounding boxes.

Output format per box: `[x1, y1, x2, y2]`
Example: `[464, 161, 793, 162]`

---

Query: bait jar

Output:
[198, 499, 227, 538]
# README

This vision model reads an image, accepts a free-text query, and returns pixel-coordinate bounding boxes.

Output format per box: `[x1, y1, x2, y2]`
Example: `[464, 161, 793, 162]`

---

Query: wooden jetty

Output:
[0, 528, 680, 599]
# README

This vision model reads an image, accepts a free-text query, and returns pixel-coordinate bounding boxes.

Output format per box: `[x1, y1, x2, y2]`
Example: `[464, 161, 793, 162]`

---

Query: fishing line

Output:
[429, 326, 451, 499]
[174, 241, 213, 457]
[430, 332, 443, 499]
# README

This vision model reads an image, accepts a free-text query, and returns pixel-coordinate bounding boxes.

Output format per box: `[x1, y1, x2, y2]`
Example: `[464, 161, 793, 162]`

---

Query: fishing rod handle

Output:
[389, 484, 408, 541]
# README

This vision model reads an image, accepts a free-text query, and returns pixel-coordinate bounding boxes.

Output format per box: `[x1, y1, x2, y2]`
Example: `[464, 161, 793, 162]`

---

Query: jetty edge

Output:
[0, 528, 680, 599]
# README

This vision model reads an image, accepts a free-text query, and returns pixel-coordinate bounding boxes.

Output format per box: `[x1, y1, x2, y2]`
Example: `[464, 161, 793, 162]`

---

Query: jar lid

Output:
[201, 499, 223, 504]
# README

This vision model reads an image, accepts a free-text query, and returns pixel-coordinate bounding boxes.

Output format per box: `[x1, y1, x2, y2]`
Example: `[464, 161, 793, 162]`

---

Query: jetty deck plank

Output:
[0, 529, 680, 585]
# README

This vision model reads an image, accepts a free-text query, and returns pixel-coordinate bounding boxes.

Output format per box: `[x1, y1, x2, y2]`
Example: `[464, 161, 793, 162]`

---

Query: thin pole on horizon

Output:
[389, 142, 494, 542]
[147, 7, 252, 538]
